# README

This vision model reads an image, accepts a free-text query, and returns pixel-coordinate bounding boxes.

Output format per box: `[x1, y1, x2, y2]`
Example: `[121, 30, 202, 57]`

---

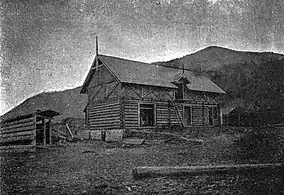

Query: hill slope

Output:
[1, 87, 87, 122]
[154, 46, 284, 71]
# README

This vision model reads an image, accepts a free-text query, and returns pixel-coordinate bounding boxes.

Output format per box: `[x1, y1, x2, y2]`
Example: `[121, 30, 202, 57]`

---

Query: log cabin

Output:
[0, 110, 59, 152]
[80, 50, 226, 131]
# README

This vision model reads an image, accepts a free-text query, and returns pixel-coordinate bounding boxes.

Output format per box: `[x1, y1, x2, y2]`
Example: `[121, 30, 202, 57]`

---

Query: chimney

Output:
[95, 35, 98, 56]
[95, 36, 99, 70]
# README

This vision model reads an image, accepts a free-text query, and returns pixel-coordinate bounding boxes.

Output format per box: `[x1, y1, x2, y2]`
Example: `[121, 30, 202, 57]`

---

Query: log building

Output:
[81, 50, 226, 131]
[0, 110, 59, 151]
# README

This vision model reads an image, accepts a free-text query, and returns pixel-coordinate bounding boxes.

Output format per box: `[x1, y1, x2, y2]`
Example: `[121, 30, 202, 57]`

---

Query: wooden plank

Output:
[0, 125, 35, 135]
[89, 118, 121, 123]
[90, 103, 120, 110]
[133, 163, 284, 179]
[1, 117, 34, 128]
[0, 134, 35, 144]
[43, 119, 46, 146]
[89, 114, 120, 118]
[89, 112, 120, 118]
[89, 113, 120, 118]
[89, 102, 120, 110]
[66, 124, 74, 139]
[0, 130, 34, 139]
[1, 121, 35, 132]
[89, 107, 120, 114]
[32, 115, 36, 146]
[89, 123, 121, 127]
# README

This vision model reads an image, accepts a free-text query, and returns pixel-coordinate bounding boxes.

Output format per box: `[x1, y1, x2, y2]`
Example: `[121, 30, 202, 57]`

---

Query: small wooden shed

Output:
[0, 110, 60, 152]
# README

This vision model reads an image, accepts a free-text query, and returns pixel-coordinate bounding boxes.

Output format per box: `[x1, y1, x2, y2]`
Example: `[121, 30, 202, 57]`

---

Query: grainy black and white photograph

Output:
[0, 0, 284, 194]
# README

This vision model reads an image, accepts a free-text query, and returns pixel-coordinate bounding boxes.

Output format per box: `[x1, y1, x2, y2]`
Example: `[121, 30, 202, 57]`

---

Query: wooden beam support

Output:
[133, 163, 284, 179]
[43, 118, 46, 146]
[32, 114, 37, 146]
[49, 119, 52, 145]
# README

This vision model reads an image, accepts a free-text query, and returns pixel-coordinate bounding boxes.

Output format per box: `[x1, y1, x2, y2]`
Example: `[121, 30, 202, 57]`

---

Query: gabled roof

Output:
[81, 54, 226, 94]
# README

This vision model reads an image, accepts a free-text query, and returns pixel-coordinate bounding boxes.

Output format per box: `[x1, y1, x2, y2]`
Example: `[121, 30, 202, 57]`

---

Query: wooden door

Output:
[209, 107, 214, 125]
[184, 106, 192, 126]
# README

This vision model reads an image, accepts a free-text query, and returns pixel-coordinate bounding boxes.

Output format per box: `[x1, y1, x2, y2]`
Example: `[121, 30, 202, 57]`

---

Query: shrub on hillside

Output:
[233, 127, 284, 163]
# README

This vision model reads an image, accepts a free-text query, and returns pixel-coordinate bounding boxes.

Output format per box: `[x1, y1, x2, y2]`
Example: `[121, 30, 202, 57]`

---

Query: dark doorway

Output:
[139, 104, 155, 126]
[184, 106, 192, 126]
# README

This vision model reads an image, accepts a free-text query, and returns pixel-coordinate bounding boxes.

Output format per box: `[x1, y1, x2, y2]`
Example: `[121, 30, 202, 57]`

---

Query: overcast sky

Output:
[1, 0, 284, 115]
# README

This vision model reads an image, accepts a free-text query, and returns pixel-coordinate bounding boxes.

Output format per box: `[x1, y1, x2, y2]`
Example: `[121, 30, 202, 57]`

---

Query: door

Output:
[209, 107, 213, 125]
[184, 106, 192, 126]
[208, 107, 217, 126]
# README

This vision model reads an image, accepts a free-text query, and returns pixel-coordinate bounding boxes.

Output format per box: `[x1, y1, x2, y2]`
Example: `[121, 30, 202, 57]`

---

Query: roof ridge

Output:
[98, 54, 196, 72]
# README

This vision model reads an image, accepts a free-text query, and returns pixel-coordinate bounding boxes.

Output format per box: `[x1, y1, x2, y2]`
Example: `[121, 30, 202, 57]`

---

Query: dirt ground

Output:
[0, 136, 283, 194]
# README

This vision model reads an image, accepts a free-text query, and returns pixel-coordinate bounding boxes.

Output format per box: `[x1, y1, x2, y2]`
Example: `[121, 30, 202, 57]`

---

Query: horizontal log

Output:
[89, 107, 120, 114]
[124, 112, 138, 115]
[0, 134, 35, 144]
[1, 121, 35, 133]
[0, 130, 34, 139]
[133, 163, 284, 179]
[124, 115, 138, 118]
[0, 125, 35, 135]
[90, 103, 120, 109]
[124, 121, 138, 124]
[90, 102, 120, 110]
[89, 113, 120, 118]
[124, 109, 138, 112]
[89, 123, 121, 128]
[1, 117, 34, 128]
[89, 118, 121, 123]
[89, 107, 120, 113]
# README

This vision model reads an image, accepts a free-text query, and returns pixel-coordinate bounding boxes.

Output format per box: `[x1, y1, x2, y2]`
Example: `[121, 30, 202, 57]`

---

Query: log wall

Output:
[88, 99, 122, 130]
[122, 100, 184, 129]
[123, 100, 139, 128]
[0, 115, 36, 146]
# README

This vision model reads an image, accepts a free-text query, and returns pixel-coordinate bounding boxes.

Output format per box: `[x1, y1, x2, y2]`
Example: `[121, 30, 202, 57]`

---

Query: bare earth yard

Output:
[0, 133, 283, 194]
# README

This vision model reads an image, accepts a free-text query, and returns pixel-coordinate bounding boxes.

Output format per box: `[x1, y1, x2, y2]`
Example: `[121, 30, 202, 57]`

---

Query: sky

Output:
[1, 0, 284, 115]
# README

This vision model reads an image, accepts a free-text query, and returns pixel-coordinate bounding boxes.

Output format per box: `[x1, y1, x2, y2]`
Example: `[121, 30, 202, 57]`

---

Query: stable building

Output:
[0, 110, 59, 152]
[81, 50, 226, 131]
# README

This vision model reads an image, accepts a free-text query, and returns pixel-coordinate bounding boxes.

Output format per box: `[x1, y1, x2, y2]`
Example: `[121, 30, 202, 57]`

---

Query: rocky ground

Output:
[0, 133, 283, 194]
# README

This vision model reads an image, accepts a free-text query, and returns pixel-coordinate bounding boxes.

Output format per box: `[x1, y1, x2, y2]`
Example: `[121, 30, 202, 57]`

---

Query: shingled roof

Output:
[81, 54, 226, 94]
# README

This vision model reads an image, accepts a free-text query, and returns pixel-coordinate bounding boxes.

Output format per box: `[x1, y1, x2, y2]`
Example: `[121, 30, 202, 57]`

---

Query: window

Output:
[139, 104, 155, 126]
[184, 106, 192, 126]
[175, 84, 183, 100]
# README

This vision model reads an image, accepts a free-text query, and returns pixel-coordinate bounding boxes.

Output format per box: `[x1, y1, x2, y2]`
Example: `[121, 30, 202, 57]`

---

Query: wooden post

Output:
[49, 118, 52, 145]
[202, 104, 205, 126]
[120, 100, 125, 129]
[168, 101, 171, 128]
[43, 118, 46, 146]
[32, 114, 37, 146]
[217, 104, 221, 125]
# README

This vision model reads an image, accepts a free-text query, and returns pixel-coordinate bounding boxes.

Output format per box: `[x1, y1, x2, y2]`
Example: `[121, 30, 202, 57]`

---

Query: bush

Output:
[233, 127, 284, 163]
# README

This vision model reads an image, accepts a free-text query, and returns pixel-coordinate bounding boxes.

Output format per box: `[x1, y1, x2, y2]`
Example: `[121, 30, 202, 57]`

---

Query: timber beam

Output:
[133, 163, 284, 179]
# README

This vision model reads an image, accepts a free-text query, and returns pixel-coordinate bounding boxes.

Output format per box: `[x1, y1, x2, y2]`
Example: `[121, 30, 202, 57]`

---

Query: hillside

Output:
[153, 46, 284, 71]
[1, 87, 87, 122]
